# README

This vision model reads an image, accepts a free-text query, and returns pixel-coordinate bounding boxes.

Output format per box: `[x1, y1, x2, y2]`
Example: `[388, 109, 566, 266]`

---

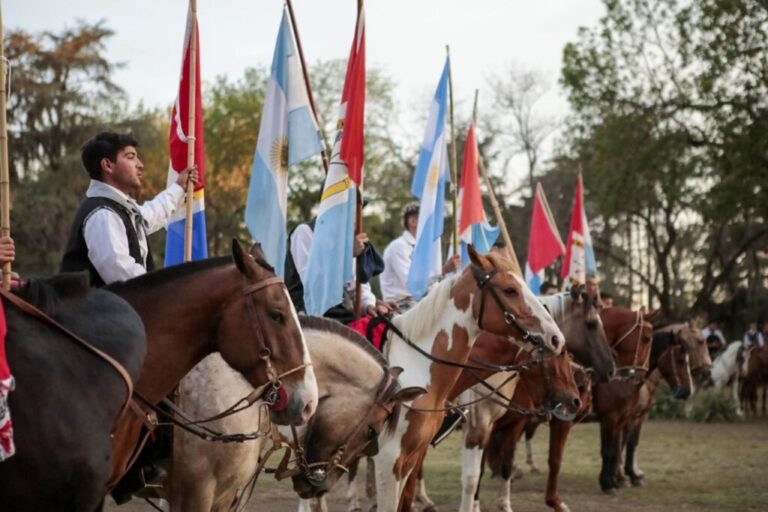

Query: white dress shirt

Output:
[380, 230, 416, 301]
[290, 223, 377, 310]
[83, 180, 185, 284]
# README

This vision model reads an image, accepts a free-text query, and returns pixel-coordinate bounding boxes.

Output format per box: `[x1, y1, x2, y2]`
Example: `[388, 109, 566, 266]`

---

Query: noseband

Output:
[470, 265, 546, 350]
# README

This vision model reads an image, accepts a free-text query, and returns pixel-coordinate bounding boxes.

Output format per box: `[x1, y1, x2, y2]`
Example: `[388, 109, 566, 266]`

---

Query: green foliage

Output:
[648, 384, 688, 420]
[690, 389, 740, 422]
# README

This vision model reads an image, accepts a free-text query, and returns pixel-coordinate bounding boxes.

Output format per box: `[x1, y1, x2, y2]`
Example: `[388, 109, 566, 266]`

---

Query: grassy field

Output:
[109, 419, 768, 511]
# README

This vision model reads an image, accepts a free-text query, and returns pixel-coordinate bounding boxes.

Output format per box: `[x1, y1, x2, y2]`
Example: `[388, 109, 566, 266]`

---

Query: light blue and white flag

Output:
[245, 9, 323, 276]
[406, 58, 451, 299]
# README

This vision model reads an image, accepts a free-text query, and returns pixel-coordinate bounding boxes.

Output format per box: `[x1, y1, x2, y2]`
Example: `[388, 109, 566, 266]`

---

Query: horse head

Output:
[462, 245, 563, 354]
[668, 321, 712, 384]
[657, 340, 694, 400]
[541, 287, 615, 382]
[289, 319, 424, 498]
[518, 350, 582, 421]
[600, 306, 657, 376]
[217, 240, 318, 426]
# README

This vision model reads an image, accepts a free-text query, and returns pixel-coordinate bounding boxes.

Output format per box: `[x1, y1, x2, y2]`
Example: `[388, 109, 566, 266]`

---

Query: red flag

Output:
[561, 173, 587, 283]
[527, 182, 565, 274]
[0, 298, 15, 461]
[339, 6, 365, 187]
[459, 123, 484, 235]
[169, 6, 205, 188]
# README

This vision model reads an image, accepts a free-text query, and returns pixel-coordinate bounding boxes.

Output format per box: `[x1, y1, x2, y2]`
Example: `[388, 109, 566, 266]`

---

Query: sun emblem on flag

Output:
[270, 137, 289, 175]
[428, 164, 440, 186]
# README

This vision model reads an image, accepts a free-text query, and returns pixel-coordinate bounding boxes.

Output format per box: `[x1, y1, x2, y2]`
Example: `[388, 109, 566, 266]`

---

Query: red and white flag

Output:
[339, 7, 366, 188]
[561, 173, 594, 286]
[524, 182, 565, 293]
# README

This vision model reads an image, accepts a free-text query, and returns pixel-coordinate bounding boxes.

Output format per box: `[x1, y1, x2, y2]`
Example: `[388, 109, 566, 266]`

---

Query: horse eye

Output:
[366, 426, 378, 440]
[267, 309, 284, 323]
[504, 287, 518, 296]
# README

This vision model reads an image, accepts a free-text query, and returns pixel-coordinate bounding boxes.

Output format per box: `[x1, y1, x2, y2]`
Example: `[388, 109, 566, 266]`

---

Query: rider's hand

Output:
[442, 254, 460, 274]
[354, 232, 369, 257]
[176, 165, 199, 190]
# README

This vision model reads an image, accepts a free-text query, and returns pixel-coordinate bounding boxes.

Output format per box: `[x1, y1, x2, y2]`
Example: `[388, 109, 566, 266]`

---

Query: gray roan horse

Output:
[0, 274, 146, 512]
[170, 316, 422, 512]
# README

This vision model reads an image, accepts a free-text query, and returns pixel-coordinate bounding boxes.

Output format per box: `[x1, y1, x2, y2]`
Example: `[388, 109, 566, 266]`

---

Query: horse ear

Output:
[249, 242, 267, 261]
[389, 366, 404, 379]
[468, 244, 491, 270]
[390, 386, 426, 403]
[232, 239, 256, 278]
[644, 308, 661, 322]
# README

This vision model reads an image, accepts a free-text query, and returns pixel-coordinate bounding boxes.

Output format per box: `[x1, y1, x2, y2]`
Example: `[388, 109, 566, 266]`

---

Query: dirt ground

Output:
[105, 419, 768, 512]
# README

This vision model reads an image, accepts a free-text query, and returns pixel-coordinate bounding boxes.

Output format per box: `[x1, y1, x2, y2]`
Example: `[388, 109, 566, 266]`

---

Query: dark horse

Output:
[0, 274, 146, 512]
[105, 240, 318, 498]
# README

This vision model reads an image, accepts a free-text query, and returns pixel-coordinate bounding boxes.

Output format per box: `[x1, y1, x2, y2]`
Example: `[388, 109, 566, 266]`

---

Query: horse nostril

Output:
[551, 336, 560, 349]
[573, 397, 582, 409]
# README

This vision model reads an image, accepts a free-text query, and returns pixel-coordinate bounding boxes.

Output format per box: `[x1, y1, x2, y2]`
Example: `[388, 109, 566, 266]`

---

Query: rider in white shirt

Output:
[743, 322, 765, 349]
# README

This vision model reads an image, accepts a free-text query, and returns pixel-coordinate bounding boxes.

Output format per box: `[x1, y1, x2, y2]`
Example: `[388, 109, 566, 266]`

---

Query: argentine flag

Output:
[245, 9, 323, 276]
[407, 58, 451, 300]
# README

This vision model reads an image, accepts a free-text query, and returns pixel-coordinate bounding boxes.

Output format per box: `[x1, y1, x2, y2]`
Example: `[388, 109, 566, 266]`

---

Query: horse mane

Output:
[14, 272, 92, 316]
[393, 273, 460, 342]
[107, 256, 232, 293]
[539, 293, 568, 324]
[299, 315, 388, 370]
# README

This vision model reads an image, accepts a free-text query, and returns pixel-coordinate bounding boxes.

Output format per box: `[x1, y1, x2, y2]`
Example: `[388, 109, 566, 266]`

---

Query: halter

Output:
[470, 265, 547, 350]
[610, 310, 652, 379]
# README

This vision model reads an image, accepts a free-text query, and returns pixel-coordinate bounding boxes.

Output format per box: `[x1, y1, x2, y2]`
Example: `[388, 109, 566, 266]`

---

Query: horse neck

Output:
[306, 329, 384, 394]
[122, 266, 239, 402]
[387, 275, 479, 399]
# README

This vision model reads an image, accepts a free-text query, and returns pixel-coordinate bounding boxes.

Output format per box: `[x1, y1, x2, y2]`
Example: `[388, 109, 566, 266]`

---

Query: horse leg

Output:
[624, 420, 645, 486]
[413, 456, 436, 512]
[346, 459, 364, 512]
[298, 499, 312, 512]
[524, 421, 541, 474]
[544, 419, 573, 512]
[598, 418, 620, 494]
[398, 463, 420, 512]
[460, 446, 484, 512]
[733, 377, 745, 417]
[493, 419, 527, 512]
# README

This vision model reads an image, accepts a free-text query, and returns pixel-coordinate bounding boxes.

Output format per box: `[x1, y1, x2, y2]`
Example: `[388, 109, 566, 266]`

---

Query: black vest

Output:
[60, 197, 155, 287]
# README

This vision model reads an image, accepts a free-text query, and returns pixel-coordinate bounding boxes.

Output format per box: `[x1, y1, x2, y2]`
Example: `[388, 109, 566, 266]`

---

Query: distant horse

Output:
[591, 306, 658, 494]
[0, 274, 146, 512]
[301, 246, 563, 511]
[169, 316, 420, 512]
[707, 341, 747, 416]
[654, 321, 711, 416]
[740, 345, 768, 416]
[619, 330, 694, 486]
[105, 241, 318, 498]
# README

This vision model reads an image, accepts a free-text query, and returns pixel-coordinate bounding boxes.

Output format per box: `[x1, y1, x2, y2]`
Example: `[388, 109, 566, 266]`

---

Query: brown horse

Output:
[351, 246, 563, 511]
[105, 241, 318, 493]
[619, 330, 694, 487]
[592, 306, 658, 494]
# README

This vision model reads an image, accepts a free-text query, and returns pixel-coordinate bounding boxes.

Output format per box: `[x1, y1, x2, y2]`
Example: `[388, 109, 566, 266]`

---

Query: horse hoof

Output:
[556, 503, 571, 512]
[368, 505, 377, 512]
[601, 487, 617, 496]
[511, 467, 525, 480]
[348, 508, 362, 512]
[423, 506, 437, 512]
[631, 478, 644, 487]
[529, 466, 541, 474]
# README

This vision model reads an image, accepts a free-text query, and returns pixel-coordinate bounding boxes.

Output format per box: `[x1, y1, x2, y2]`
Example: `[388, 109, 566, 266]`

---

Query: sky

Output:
[6, 0, 605, 188]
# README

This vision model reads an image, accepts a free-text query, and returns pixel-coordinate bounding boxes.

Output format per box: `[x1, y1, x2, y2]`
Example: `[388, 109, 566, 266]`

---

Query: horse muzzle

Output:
[269, 386, 317, 426]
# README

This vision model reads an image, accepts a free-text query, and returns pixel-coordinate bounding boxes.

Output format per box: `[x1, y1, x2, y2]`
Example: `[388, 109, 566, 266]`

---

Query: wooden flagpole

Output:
[472, 90, 522, 276]
[353, 0, 364, 320]
[446, 45, 459, 256]
[0, 2, 10, 290]
[285, 0, 329, 174]
[183, 0, 198, 263]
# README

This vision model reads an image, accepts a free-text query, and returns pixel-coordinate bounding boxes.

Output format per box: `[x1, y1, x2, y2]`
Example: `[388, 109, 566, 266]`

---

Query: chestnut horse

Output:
[170, 316, 421, 511]
[105, 241, 318, 498]
[592, 306, 658, 494]
[619, 330, 694, 487]
[459, 286, 612, 512]
[315, 246, 562, 511]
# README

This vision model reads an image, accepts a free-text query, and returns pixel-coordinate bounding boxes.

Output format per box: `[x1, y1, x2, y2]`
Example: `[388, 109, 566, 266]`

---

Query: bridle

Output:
[471, 265, 547, 350]
[278, 367, 397, 487]
[611, 310, 651, 379]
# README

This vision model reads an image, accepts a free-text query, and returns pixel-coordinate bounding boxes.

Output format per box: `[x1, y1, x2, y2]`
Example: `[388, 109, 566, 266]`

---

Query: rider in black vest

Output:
[59, 132, 196, 287]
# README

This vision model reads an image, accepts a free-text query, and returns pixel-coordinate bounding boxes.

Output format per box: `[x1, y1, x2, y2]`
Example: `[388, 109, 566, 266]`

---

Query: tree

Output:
[560, 0, 768, 320]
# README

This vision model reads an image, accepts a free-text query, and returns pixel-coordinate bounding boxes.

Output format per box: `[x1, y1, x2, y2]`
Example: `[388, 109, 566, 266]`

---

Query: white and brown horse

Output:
[170, 316, 421, 512]
[365, 246, 563, 511]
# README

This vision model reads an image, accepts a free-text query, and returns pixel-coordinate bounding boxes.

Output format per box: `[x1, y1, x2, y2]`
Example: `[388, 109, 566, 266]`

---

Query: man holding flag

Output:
[245, 8, 323, 276]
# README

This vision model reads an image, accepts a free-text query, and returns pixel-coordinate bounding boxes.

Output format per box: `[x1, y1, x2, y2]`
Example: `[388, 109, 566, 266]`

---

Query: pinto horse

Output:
[168, 316, 420, 512]
[0, 274, 146, 512]
[592, 306, 658, 494]
[619, 330, 694, 487]
[361, 246, 562, 511]
[105, 241, 318, 496]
